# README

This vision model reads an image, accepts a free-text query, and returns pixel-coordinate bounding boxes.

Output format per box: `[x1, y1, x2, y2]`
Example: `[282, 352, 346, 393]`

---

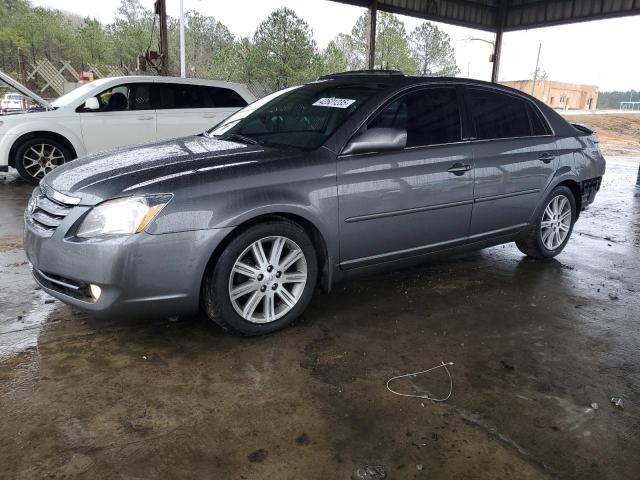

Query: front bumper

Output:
[24, 202, 233, 318]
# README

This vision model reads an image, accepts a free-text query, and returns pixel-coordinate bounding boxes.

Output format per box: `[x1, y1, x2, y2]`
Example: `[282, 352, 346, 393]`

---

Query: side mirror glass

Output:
[342, 127, 407, 155]
[83, 97, 100, 111]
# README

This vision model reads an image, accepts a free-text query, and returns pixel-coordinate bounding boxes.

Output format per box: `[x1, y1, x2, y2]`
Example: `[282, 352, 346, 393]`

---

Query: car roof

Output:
[319, 70, 508, 91]
[316, 71, 577, 137]
[103, 75, 247, 89]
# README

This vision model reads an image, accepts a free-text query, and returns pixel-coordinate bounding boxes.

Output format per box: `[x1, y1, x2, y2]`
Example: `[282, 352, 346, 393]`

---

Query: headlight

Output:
[76, 194, 172, 238]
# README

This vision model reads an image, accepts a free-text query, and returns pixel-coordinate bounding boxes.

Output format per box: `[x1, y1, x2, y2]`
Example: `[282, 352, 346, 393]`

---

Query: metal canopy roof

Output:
[330, 0, 640, 32]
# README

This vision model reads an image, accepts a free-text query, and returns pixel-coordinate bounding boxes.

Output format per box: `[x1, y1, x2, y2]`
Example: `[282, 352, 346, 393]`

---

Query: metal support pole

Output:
[635, 164, 640, 197]
[531, 43, 541, 95]
[491, 0, 505, 83]
[179, 0, 186, 78]
[367, 0, 377, 70]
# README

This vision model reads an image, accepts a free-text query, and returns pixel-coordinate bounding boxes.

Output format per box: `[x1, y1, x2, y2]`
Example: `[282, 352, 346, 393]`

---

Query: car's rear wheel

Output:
[202, 220, 318, 336]
[516, 185, 576, 259]
[15, 137, 71, 185]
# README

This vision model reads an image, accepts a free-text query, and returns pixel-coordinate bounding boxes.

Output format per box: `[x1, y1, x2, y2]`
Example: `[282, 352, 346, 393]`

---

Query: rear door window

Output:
[205, 86, 247, 108]
[468, 89, 533, 140]
[369, 87, 461, 147]
[157, 83, 207, 109]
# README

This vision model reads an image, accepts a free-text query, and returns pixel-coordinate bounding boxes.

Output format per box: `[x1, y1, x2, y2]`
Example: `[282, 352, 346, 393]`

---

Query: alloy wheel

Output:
[228, 236, 308, 324]
[22, 143, 65, 180]
[540, 194, 572, 250]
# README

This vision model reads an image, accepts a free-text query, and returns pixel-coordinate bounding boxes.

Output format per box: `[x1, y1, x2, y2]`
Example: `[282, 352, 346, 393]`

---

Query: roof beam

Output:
[328, 0, 640, 32]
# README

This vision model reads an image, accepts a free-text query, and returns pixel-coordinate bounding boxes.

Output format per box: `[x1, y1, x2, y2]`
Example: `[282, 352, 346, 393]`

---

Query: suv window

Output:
[158, 83, 207, 109]
[369, 87, 461, 147]
[87, 83, 152, 112]
[469, 88, 539, 140]
[205, 86, 247, 108]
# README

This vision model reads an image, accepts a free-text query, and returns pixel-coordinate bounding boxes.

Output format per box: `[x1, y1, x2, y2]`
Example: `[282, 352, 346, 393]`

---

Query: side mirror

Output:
[83, 97, 100, 111]
[342, 127, 407, 155]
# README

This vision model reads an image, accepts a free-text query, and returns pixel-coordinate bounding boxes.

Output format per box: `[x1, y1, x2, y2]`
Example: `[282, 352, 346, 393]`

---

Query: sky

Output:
[31, 0, 640, 91]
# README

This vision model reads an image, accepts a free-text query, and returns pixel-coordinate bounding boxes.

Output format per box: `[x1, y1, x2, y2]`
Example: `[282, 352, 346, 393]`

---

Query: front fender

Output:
[5, 116, 86, 160]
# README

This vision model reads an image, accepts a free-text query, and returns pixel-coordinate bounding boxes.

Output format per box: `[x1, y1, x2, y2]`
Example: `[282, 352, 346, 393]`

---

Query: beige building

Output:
[500, 80, 598, 110]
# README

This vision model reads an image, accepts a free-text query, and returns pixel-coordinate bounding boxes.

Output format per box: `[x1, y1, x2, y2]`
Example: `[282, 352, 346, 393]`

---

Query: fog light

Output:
[89, 284, 102, 301]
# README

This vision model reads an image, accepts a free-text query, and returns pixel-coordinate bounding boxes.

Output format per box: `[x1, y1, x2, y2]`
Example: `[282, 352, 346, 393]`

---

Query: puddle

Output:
[0, 290, 57, 360]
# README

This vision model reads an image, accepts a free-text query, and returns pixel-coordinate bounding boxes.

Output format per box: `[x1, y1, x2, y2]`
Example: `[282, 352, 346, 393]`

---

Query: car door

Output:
[337, 86, 475, 268]
[155, 83, 246, 140]
[79, 82, 156, 153]
[466, 87, 558, 238]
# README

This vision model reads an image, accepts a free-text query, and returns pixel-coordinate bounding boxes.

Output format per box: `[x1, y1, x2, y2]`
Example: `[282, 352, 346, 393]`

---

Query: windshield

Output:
[207, 81, 384, 150]
[51, 78, 113, 108]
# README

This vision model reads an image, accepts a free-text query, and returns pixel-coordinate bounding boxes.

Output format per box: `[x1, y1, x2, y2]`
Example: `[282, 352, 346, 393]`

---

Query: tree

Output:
[181, 11, 234, 77]
[252, 8, 318, 90]
[320, 39, 348, 75]
[75, 19, 114, 67]
[409, 22, 459, 76]
[531, 66, 548, 80]
[109, 0, 154, 70]
[348, 12, 417, 73]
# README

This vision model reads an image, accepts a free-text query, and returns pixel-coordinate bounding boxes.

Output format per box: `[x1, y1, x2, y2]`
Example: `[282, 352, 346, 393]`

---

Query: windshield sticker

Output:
[313, 97, 356, 109]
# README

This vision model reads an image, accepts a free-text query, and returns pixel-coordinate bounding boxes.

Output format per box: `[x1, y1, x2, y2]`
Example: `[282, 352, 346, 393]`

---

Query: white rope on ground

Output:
[386, 361, 454, 402]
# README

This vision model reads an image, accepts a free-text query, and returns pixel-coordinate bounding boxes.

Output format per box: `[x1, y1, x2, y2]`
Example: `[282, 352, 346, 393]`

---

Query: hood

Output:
[0, 71, 53, 110]
[43, 135, 282, 205]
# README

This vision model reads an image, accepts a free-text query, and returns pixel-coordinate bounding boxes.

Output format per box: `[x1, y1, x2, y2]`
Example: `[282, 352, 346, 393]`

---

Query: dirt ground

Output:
[563, 113, 640, 156]
[1, 157, 639, 479]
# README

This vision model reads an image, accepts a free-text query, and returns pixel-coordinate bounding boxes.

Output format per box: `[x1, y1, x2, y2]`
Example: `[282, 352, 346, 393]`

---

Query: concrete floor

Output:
[1, 159, 639, 480]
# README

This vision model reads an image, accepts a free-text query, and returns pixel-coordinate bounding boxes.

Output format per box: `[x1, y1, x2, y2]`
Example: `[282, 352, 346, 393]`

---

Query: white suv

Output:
[0, 75, 255, 184]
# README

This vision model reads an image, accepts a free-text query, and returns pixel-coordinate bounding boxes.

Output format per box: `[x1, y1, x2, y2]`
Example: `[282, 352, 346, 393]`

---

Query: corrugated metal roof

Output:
[329, 0, 640, 31]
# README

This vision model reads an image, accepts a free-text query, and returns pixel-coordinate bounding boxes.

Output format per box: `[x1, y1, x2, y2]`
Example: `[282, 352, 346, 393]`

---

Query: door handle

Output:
[137, 115, 153, 120]
[202, 113, 218, 118]
[447, 163, 472, 176]
[538, 152, 555, 163]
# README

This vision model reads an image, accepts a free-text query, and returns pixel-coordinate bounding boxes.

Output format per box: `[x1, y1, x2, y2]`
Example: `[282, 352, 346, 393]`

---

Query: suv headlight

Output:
[76, 194, 172, 238]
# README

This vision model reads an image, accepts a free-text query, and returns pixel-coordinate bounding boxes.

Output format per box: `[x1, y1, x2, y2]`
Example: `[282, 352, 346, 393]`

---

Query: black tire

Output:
[15, 136, 72, 185]
[201, 220, 318, 336]
[516, 185, 577, 259]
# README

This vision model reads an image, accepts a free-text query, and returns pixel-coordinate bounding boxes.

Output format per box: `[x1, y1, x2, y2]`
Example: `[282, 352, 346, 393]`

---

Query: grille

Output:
[25, 186, 78, 237]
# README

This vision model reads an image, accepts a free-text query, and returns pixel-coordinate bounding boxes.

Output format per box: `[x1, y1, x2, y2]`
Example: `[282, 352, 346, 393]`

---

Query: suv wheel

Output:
[202, 220, 318, 336]
[516, 185, 577, 259]
[15, 137, 71, 185]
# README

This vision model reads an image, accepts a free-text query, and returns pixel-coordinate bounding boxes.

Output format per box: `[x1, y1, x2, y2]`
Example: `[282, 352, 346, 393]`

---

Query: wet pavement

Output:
[1, 159, 639, 479]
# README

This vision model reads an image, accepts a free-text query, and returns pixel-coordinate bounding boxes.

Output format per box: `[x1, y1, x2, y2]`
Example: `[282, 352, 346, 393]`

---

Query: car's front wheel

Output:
[15, 137, 72, 185]
[516, 185, 577, 259]
[202, 220, 318, 336]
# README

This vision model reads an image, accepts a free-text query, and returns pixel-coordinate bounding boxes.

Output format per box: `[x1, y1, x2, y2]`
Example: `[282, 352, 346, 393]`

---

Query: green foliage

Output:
[320, 40, 348, 76]
[251, 8, 318, 90]
[597, 90, 640, 109]
[0, 1, 460, 96]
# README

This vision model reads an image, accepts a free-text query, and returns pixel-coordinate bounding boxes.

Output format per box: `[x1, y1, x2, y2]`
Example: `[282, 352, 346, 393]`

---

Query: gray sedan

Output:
[24, 72, 605, 335]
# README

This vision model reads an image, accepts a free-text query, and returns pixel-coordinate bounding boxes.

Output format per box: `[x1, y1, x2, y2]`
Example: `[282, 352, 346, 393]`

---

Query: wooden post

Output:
[155, 0, 169, 75]
[367, 0, 377, 70]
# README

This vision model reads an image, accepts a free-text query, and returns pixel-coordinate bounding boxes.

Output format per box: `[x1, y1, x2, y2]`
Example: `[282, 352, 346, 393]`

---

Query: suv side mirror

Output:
[342, 127, 407, 155]
[83, 97, 100, 111]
